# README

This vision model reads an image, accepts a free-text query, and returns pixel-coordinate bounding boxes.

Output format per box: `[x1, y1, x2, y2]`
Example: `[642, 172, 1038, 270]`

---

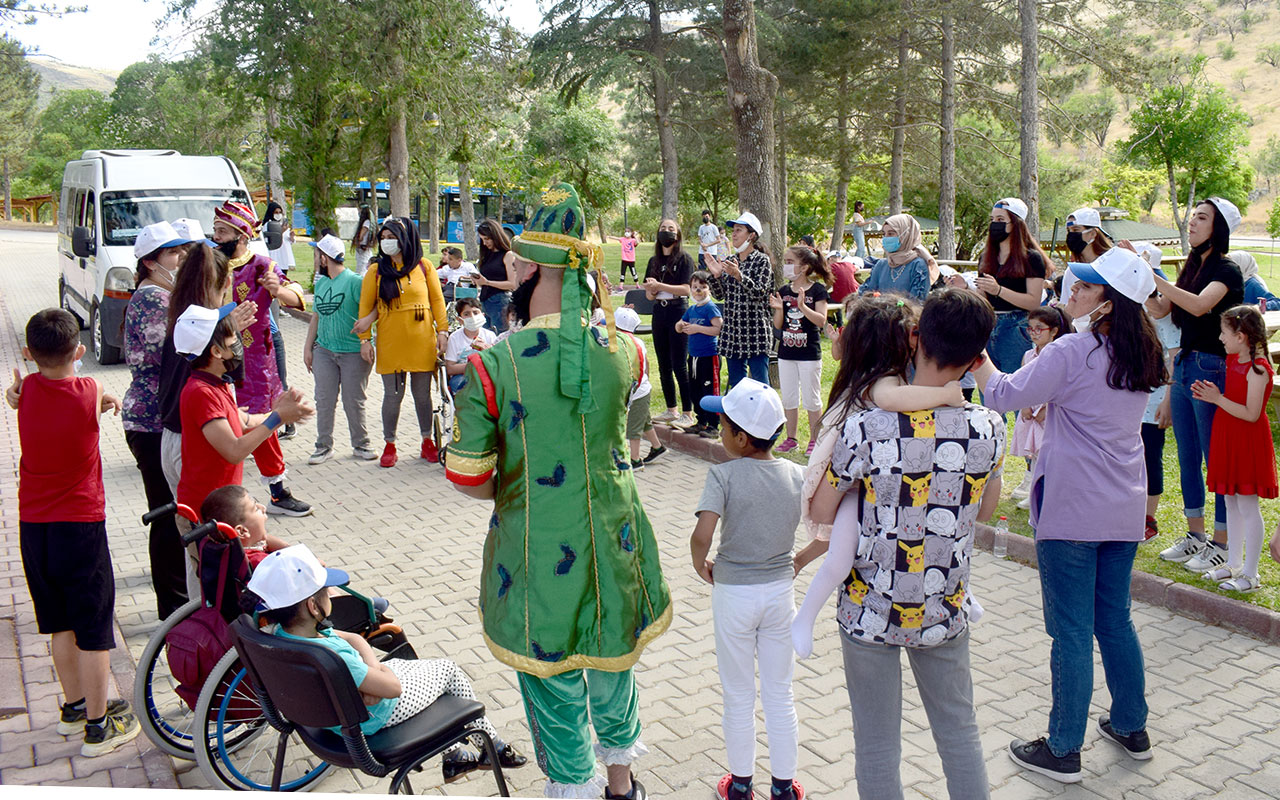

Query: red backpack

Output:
[165, 542, 236, 711]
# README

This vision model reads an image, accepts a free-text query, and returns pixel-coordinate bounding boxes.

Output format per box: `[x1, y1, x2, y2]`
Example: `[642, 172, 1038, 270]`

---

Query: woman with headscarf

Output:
[1231, 250, 1279, 310]
[356, 216, 449, 468]
[857, 213, 930, 301]
[1149, 197, 1244, 573]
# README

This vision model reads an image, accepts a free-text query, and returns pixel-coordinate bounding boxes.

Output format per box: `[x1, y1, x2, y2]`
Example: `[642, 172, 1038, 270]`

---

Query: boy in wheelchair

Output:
[245, 545, 528, 783]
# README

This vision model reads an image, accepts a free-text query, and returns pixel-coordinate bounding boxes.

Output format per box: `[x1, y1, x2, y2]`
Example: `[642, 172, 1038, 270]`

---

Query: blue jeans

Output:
[1036, 539, 1148, 757]
[852, 226, 867, 259]
[482, 292, 511, 333]
[447, 373, 467, 395]
[987, 311, 1032, 375]
[1170, 351, 1227, 531]
[726, 353, 769, 389]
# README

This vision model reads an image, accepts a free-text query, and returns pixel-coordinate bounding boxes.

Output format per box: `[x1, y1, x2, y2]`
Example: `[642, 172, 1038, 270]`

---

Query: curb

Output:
[654, 422, 1280, 646]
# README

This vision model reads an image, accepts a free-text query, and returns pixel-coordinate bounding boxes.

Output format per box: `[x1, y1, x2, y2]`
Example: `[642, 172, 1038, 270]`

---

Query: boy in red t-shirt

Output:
[7, 308, 141, 757]
[173, 304, 313, 589]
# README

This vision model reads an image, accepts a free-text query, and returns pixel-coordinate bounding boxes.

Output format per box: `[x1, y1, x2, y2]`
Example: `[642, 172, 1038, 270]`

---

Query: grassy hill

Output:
[27, 57, 117, 109]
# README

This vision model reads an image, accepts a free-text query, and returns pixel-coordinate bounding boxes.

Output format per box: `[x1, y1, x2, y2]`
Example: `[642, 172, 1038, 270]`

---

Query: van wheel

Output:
[90, 302, 122, 365]
[60, 279, 86, 329]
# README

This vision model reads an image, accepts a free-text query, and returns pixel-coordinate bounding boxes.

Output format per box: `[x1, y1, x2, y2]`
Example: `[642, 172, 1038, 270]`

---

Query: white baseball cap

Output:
[246, 544, 349, 611]
[171, 218, 206, 242]
[726, 211, 762, 236]
[309, 234, 345, 263]
[133, 221, 194, 259]
[1067, 207, 1102, 228]
[1133, 242, 1169, 280]
[613, 307, 641, 333]
[995, 197, 1028, 221]
[173, 302, 236, 359]
[1205, 196, 1241, 234]
[699, 378, 785, 440]
[1069, 247, 1156, 305]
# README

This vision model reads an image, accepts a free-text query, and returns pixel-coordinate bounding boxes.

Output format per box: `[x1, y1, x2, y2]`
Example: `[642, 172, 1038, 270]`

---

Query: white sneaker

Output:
[1184, 543, 1227, 573]
[1011, 472, 1034, 501]
[1016, 495, 1031, 510]
[653, 410, 678, 423]
[1159, 534, 1204, 563]
[671, 412, 697, 430]
[307, 447, 333, 465]
[353, 446, 379, 461]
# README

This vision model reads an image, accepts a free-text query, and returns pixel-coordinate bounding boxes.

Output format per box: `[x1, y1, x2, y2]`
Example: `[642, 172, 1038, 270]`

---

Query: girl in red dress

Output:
[1192, 305, 1276, 593]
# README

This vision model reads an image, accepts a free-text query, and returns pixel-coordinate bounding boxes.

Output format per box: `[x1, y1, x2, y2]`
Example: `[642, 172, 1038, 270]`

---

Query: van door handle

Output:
[80, 258, 87, 269]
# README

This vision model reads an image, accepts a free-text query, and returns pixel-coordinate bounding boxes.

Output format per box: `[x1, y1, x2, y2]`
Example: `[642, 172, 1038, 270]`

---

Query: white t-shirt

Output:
[698, 223, 721, 255]
[445, 326, 497, 364]
[438, 261, 479, 285]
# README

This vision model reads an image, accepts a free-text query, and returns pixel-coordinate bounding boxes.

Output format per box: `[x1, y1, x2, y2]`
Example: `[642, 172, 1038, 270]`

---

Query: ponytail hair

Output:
[785, 246, 833, 285]
[1220, 305, 1269, 374]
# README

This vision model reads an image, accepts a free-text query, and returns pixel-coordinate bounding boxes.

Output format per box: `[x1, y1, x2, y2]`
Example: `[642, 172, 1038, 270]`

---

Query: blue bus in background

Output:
[322, 179, 527, 242]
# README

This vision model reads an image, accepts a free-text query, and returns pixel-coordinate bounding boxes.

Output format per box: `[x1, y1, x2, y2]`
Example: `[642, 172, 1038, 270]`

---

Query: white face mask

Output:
[693, 291, 712, 306]
[380, 239, 400, 256]
[462, 314, 485, 332]
[735, 239, 752, 254]
[1072, 302, 1107, 334]
[782, 263, 797, 279]
[273, 213, 284, 221]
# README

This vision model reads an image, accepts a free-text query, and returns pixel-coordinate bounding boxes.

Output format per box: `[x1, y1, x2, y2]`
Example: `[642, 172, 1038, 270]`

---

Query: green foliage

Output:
[1054, 90, 1118, 149]
[1089, 161, 1166, 217]
[0, 34, 39, 186]
[1258, 43, 1280, 67]
[1217, 42, 1236, 61]
[21, 88, 110, 194]
[1267, 198, 1280, 239]
[524, 94, 624, 238]
[107, 55, 252, 159]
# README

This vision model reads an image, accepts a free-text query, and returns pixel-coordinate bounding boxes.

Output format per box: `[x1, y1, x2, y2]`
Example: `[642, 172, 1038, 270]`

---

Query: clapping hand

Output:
[1190, 379, 1222, 405]
[230, 301, 258, 332]
[768, 293, 784, 310]
[6, 368, 22, 409]
[973, 274, 999, 295]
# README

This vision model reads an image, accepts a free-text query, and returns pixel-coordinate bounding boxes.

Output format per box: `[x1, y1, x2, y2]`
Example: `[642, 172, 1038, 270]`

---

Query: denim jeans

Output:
[852, 226, 867, 259]
[1036, 539, 1148, 757]
[726, 353, 769, 389]
[482, 292, 511, 333]
[1170, 351, 1227, 531]
[987, 311, 1032, 375]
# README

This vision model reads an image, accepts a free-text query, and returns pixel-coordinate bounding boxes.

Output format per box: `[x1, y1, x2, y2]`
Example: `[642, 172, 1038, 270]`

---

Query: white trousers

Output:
[712, 578, 798, 780]
[778, 359, 823, 411]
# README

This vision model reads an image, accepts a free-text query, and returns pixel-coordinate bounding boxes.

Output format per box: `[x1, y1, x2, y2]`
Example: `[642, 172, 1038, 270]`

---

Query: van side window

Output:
[84, 191, 96, 238]
[60, 185, 73, 236]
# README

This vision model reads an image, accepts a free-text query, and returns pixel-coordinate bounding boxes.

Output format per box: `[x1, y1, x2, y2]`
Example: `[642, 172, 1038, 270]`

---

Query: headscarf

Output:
[885, 214, 923, 267]
[1228, 250, 1258, 283]
[260, 201, 284, 228]
[375, 216, 425, 306]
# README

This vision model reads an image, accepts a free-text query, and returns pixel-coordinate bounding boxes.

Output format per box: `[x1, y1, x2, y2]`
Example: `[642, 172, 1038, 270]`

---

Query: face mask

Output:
[73, 358, 83, 373]
[657, 230, 677, 247]
[988, 222, 1009, 243]
[380, 239, 400, 256]
[216, 238, 239, 258]
[310, 598, 333, 632]
[273, 213, 284, 221]
[152, 265, 176, 286]
[1066, 231, 1086, 255]
[511, 267, 540, 323]
[1071, 302, 1107, 334]
[782, 262, 797, 279]
[693, 291, 712, 306]
[882, 236, 901, 253]
[463, 314, 485, 332]
[735, 238, 753, 254]
[222, 338, 245, 383]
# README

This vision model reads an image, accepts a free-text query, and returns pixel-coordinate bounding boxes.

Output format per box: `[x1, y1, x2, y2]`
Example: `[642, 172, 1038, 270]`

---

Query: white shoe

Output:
[671, 412, 697, 430]
[1159, 534, 1203, 563]
[353, 447, 379, 461]
[1184, 542, 1227, 573]
[653, 410, 678, 424]
[307, 448, 333, 465]
[1016, 495, 1031, 510]
[1011, 472, 1034, 501]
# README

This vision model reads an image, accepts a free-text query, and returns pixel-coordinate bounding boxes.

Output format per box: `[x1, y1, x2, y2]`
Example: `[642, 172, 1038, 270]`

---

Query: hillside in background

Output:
[27, 57, 117, 109]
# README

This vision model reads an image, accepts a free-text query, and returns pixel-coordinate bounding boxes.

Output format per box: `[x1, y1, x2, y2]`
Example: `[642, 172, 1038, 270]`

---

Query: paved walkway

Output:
[3, 228, 1280, 797]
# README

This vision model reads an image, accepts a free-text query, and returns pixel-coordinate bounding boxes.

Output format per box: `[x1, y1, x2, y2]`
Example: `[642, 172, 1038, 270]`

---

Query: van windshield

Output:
[100, 189, 256, 247]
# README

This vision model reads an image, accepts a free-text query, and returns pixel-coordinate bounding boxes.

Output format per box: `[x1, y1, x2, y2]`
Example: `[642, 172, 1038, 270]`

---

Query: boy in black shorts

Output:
[7, 309, 141, 756]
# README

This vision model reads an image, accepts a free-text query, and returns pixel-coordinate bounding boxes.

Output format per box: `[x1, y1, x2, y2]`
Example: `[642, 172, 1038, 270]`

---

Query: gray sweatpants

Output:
[313, 345, 372, 452]
[840, 629, 989, 800]
[382, 370, 434, 443]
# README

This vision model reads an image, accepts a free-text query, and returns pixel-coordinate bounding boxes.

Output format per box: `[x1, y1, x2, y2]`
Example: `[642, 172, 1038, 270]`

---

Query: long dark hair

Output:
[981, 213, 1049, 279]
[351, 205, 372, 252]
[1087, 286, 1167, 393]
[168, 243, 229, 333]
[827, 295, 921, 423]
[374, 216, 424, 307]
[1172, 200, 1232, 330]
[477, 218, 511, 258]
[1028, 304, 1071, 341]
[785, 246, 833, 285]
[1221, 305, 1269, 374]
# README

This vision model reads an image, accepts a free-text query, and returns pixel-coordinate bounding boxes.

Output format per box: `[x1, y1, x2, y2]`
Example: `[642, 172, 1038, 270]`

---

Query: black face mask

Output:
[216, 238, 240, 258]
[511, 268, 540, 324]
[310, 598, 333, 632]
[657, 230, 677, 248]
[223, 338, 245, 384]
[1065, 231, 1086, 255]
[988, 222, 1009, 244]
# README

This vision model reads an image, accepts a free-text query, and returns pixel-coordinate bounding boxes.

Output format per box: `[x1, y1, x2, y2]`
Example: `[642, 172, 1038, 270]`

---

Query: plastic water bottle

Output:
[993, 516, 1009, 559]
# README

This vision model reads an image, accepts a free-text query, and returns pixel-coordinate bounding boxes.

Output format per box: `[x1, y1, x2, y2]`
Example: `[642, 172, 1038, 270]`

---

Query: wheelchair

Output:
[133, 502, 414, 790]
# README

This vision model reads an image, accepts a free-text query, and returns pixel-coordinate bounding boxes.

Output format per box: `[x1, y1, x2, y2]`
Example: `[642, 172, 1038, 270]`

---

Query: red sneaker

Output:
[1144, 515, 1159, 541]
[421, 438, 439, 463]
[379, 442, 397, 468]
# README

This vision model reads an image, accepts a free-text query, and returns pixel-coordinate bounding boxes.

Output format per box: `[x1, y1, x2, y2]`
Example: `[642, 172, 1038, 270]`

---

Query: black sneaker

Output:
[82, 708, 142, 757]
[642, 445, 666, 464]
[1098, 715, 1152, 760]
[278, 423, 297, 440]
[698, 426, 720, 439]
[604, 777, 646, 800]
[58, 698, 129, 735]
[1008, 737, 1081, 783]
[630, 459, 645, 471]
[268, 488, 313, 517]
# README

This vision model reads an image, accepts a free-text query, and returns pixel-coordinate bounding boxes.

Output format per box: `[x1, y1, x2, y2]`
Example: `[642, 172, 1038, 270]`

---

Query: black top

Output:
[159, 333, 190, 434]
[1173, 253, 1244, 357]
[777, 283, 830, 361]
[985, 251, 1046, 312]
[478, 250, 508, 301]
[643, 249, 694, 297]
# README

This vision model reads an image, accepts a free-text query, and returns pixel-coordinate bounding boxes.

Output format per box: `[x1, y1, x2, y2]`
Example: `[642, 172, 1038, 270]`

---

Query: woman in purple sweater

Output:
[974, 248, 1168, 784]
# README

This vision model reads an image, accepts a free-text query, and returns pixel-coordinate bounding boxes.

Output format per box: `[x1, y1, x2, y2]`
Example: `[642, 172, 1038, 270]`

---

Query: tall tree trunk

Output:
[831, 71, 851, 252]
[649, 0, 679, 221]
[2, 156, 10, 221]
[722, 0, 783, 261]
[265, 101, 285, 205]
[427, 161, 439, 254]
[459, 158, 477, 261]
[1165, 160, 1189, 253]
[777, 102, 788, 245]
[938, 7, 957, 260]
[389, 99, 410, 218]
[1018, 0, 1040, 236]
[889, 12, 910, 215]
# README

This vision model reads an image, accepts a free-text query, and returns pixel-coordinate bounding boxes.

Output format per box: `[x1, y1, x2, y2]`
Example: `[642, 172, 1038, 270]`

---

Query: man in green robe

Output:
[446, 184, 671, 800]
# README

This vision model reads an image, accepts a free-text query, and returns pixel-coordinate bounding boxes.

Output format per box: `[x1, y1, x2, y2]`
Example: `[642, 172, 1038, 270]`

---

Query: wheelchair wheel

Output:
[134, 599, 203, 759]
[193, 649, 334, 791]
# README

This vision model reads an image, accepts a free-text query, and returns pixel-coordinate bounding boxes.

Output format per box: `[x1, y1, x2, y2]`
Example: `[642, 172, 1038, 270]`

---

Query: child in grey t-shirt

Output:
[689, 379, 826, 800]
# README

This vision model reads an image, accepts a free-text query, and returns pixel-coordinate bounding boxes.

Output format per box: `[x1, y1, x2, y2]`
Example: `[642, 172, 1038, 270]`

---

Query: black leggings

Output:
[125, 429, 188, 619]
[1141, 422, 1165, 497]
[651, 302, 691, 412]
